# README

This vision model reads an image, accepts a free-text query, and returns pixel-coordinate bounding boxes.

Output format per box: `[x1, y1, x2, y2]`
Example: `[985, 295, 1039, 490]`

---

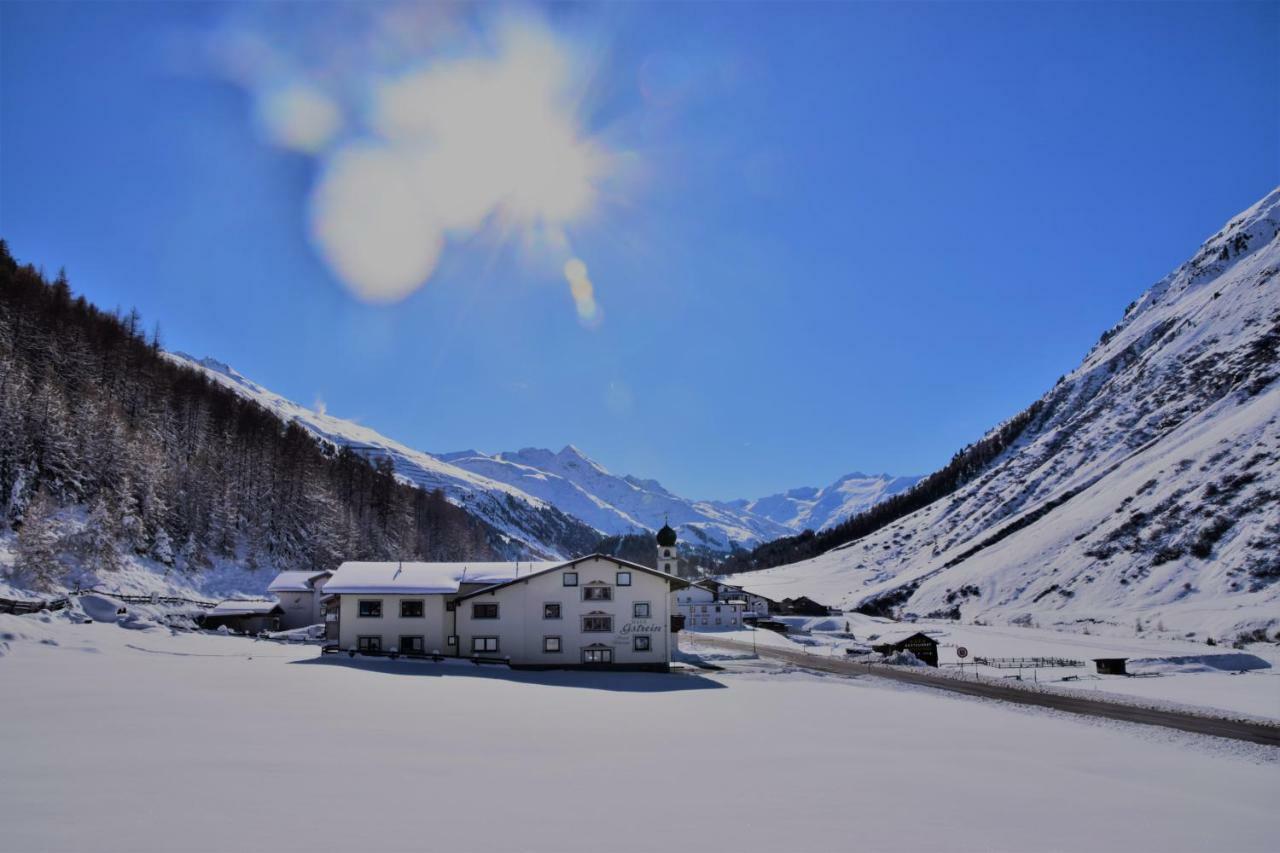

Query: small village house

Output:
[673, 580, 745, 630]
[267, 570, 332, 629]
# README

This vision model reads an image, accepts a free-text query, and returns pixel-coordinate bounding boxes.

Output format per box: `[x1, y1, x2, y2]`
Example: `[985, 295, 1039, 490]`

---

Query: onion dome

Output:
[656, 522, 677, 547]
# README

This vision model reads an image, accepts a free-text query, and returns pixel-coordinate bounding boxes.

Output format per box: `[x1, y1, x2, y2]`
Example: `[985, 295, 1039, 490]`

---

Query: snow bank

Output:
[1130, 653, 1271, 674]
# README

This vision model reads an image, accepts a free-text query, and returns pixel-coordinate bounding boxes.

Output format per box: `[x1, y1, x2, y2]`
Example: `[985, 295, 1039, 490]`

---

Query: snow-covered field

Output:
[2, 610, 1276, 853]
[686, 616, 1280, 721]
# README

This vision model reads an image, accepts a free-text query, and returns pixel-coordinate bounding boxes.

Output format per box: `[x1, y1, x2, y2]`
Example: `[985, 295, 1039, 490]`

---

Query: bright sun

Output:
[302, 18, 609, 306]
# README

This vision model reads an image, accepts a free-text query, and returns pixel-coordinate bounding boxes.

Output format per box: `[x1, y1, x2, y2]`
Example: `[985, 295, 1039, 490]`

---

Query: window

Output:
[663, 562, 672, 573]
[663, 548, 671, 558]
[357, 600, 382, 618]
[715, 605, 721, 613]
[543, 636, 562, 653]
[472, 603, 499, 619]
[471, 636, 499, 654]
[357, 636, 381, 652]
[583, 586, 612, 601]
[543, 603, 561, 620]
[633, 635, 651, 652]
[400, 600, 424, 619]
[563, 572, 578, 587]
[700, 605, 708, 614]
[633, 602, 651, 619]
[616, 571, 632, 586]
[715, 617, 721, 625]
[582, 615, 613, 633]
[582, 647, 613, 664]
[399, 636, 424, 654]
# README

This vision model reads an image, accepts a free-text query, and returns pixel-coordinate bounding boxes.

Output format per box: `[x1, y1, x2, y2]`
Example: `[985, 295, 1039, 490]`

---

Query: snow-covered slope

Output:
[164, 354, 599, 560]
[730, 472, 922, 532]
[731, 188, 1280, 641]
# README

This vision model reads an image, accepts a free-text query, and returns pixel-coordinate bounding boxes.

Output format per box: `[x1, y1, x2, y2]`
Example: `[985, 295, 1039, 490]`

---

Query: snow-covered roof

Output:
[455, 554, 690, 601]
[266, 570, 332, 593]
[324, 561, 559, 595]
[209, 600, 282, 616]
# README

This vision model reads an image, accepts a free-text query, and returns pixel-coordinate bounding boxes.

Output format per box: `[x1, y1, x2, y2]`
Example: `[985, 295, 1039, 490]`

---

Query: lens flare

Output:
[563, 257, 601, 327]
[215, 5, 617, 321]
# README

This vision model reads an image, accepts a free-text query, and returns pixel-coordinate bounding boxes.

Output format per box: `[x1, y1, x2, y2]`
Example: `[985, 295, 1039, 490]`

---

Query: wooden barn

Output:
[202, 600, 284, 635]
[872, 631, 940, 667]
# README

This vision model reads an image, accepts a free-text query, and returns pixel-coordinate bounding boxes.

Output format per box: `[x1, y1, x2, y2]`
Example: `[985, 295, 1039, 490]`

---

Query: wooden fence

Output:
[973, 656, 1084, 669]
[0, 588, 219, 616]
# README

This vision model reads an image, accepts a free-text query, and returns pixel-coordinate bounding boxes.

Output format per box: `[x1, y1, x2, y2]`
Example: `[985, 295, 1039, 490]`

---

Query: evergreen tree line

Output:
[720, 400, 1046, 576]
[0, 242, 500, 591]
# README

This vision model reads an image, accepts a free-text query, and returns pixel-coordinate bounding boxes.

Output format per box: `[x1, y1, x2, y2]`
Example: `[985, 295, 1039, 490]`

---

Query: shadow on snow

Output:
[291, 654, 727, 692]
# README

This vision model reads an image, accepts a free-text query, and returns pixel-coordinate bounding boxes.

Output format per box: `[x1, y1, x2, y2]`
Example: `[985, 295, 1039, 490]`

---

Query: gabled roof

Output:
[209, 599, 283, 617]
[324, 561, 557, 595]
[455, 553, 689, 602]
[267, 570, 332, 593]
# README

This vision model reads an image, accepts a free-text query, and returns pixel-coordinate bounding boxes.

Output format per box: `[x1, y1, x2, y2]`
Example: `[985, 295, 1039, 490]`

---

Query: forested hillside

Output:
[0, 243, 503, 592]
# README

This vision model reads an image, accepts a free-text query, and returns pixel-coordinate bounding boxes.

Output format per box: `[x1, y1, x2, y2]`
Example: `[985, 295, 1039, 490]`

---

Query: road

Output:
[687, 635, 1280, 747]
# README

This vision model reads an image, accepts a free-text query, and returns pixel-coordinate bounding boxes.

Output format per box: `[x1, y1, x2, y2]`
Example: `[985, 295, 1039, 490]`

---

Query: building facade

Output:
[323, 555, 686, 670]
[455, 556, 681, 670]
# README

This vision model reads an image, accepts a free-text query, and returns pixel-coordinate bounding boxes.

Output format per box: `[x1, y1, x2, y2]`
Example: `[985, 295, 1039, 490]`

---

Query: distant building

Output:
[267, 570, 332, 629]
[871, 631, 939, 667]
[673, 580, 744, 630]
[700, 580, 775, 617]
[203, 600, 284, 634]
[778, 596, 834, 617]
[1093, 657, 1128, 676]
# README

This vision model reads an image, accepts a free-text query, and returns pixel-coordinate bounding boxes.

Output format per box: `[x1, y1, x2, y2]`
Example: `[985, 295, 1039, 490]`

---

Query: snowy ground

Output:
[2, 609, 1276, 853]
[684, 615, 1280, 721]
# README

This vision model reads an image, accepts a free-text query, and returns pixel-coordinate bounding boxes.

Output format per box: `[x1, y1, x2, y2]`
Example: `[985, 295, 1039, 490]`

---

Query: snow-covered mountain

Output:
[439, 446, 794, 550]
[728, 188, 1280, 640]
[729, 473, 922, 533]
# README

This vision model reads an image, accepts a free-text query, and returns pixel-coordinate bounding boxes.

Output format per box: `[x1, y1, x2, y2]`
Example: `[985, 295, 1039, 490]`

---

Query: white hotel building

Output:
[323, 528, 690, 671]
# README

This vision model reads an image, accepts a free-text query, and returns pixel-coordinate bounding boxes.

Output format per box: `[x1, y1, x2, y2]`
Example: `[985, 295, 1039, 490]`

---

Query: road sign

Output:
[956, 646, 969, 659]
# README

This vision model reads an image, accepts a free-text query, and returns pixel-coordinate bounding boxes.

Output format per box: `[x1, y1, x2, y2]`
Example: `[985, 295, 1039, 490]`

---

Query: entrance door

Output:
[582, 647, 613, 665]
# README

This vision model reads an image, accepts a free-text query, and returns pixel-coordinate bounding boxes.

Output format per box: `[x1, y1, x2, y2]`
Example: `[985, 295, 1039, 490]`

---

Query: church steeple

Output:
[656, 518, 677, 575]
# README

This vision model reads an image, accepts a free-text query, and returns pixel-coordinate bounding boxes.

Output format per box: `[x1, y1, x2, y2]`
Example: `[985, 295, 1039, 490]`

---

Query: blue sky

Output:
[2, 1, 1276, 501]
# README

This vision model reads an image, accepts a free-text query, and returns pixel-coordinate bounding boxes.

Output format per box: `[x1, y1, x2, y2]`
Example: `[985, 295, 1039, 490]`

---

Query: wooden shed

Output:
[1093, 657, 1128, 676]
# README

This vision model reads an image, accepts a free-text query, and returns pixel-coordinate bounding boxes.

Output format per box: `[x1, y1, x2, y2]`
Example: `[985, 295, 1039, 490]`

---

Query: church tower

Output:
[656, 520, 678, 576]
